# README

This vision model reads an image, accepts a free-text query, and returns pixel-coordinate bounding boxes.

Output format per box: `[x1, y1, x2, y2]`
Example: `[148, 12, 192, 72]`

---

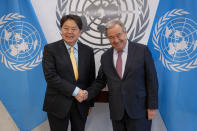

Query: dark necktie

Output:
[116, 51, 123, 78]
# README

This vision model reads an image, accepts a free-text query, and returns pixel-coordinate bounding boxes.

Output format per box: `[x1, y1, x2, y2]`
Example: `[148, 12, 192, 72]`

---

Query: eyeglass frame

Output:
[107, 32, 125, 40]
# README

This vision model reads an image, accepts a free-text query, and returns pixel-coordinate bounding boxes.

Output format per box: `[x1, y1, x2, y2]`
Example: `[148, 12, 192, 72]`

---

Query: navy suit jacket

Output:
[87, 41, 158, 120]
[42, 39, 95, 119]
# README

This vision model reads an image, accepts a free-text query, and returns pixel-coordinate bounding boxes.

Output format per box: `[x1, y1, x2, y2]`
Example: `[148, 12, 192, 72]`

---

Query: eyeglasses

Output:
[108, 32, 124, 40]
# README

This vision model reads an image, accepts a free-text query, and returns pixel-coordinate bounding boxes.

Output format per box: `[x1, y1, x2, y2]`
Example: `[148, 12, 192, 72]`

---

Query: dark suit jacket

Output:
[87, 41, 158, 120]
[42, 39, 95, 119]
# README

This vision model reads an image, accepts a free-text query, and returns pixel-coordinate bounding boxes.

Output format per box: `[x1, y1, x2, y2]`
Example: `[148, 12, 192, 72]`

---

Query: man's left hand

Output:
[147, 109, 157, 120]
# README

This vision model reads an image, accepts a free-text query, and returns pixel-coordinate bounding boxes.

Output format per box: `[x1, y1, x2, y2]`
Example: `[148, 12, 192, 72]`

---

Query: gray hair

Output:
[105, 19, 127, 36]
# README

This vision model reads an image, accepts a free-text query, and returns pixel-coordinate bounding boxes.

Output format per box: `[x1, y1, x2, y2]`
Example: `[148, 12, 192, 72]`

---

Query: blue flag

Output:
[0, 0, 47, 130]
[148, 0, 197, 131]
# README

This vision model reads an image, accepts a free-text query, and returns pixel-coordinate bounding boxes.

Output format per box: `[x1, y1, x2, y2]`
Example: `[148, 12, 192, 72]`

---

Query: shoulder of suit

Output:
[129, 41, 148, 50]
[101, 47, 113, 58]
[44, 39, 64, 48]
[78, 41, 93, 51]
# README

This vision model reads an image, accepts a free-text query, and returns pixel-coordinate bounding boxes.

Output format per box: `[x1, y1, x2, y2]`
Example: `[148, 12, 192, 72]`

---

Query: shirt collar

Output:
[114, 40, 128, 54]
[64, 40, 78, 51]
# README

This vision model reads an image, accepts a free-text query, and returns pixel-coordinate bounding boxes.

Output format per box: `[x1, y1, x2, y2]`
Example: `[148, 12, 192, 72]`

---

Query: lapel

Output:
[122, 41, 136, 79]
[59, 40, 76, 80]
[108, 48, 121, 79]
[78, 42, 84, 80]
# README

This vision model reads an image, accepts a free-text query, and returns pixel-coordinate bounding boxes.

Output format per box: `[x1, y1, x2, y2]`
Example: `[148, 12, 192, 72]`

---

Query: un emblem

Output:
[56, 0, 150, 54]
[0, 13, 42, 71]
[153, 9, 197, 72]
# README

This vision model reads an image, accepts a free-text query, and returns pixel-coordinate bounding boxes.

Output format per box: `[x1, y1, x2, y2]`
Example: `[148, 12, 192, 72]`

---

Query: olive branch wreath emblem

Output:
[56, 0, 150, 44]
[129, 0, 150, 42]
[0, 13, 43, 71]
[152, 9, 197, 72]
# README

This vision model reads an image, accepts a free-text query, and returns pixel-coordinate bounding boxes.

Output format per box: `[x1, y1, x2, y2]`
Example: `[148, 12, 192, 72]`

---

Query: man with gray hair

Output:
[86, 19, 158, 131]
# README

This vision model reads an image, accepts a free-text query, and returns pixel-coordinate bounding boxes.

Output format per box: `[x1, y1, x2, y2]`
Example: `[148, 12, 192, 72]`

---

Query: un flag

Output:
[148, 0, 197, 131]
[0, 0, 47, 130]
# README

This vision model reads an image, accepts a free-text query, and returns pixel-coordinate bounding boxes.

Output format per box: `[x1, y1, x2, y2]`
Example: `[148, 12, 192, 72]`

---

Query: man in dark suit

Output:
[86, 19, 158, 131]
[42, 14, 95, 131]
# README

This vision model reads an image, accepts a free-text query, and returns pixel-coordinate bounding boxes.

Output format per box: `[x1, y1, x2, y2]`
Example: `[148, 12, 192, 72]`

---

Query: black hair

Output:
[60, 14, 83, 30]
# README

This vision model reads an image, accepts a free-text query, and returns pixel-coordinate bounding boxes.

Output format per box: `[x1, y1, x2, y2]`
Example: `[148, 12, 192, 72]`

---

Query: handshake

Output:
[74, 89, 88, 103]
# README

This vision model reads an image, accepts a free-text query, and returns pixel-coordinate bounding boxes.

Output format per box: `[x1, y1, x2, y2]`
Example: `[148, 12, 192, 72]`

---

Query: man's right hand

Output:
[74, 89, 88, 103]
